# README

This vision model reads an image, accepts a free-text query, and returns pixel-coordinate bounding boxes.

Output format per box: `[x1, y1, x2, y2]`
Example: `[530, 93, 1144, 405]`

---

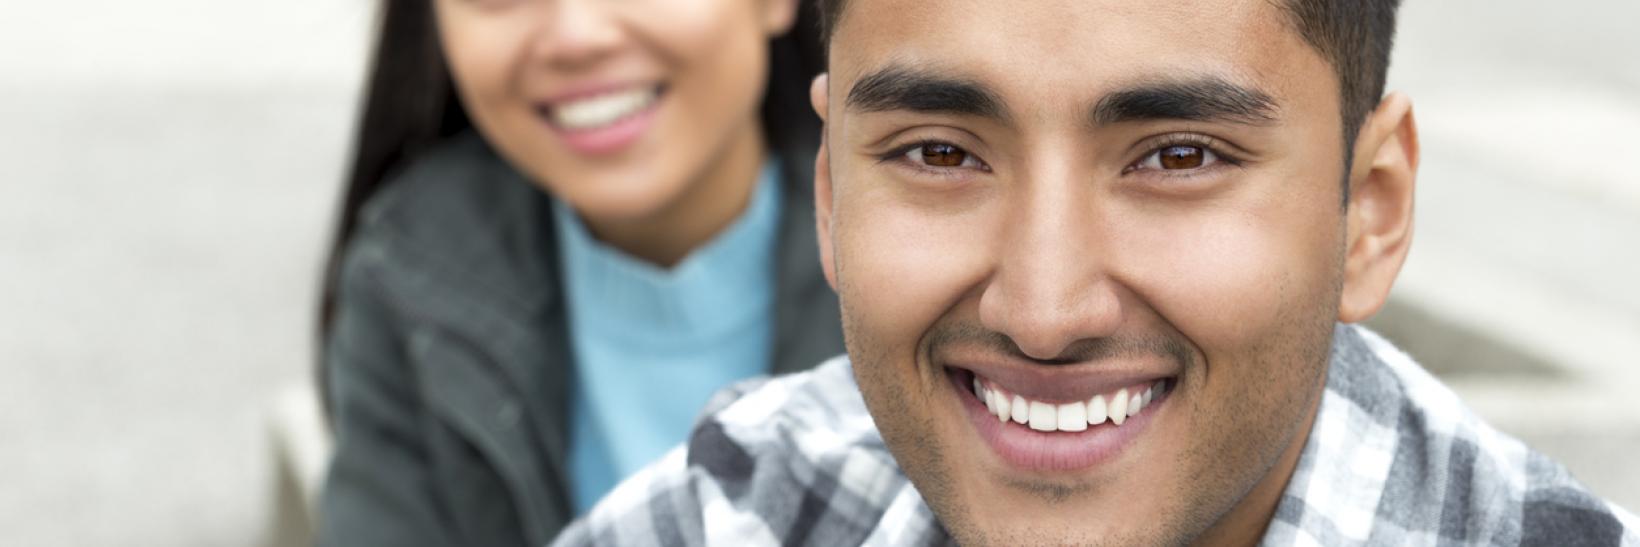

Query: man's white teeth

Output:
[1087, 394, 1108, 425]
[550, 87, 657, 130]
[1028, 401, 1056, 431]
[974, 377, 1168, 432]
[1056, 401, 1088, 432]
[988, 389, 1011, 422]
[1110, 388, 1130, 425]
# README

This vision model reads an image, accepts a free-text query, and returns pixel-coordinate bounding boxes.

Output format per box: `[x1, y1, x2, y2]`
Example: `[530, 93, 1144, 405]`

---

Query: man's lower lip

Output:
[544, 99, 660, 156]
[949, 370, 1165, 472]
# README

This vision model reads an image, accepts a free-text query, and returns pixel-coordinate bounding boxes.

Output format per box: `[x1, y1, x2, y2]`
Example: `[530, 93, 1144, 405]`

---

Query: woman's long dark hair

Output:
[317, 1, 826, 385]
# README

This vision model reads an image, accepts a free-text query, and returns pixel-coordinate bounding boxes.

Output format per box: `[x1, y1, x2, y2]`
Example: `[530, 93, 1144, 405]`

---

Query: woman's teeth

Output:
[548, 87, 657, 131]
[972, 376, 1168, 432]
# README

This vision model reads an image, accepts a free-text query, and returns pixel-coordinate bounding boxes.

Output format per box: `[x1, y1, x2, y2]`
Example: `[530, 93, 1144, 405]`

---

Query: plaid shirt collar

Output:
[556, 324, 1639, 546]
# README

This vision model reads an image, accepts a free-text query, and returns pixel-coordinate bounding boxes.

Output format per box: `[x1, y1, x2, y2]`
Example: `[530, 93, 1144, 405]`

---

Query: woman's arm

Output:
[317, 250, 454, 547]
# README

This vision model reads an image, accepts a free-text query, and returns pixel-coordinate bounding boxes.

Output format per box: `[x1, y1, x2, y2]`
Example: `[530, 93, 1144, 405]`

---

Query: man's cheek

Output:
[836, 204, 994, 346]
[1116, 207, 1325, 352]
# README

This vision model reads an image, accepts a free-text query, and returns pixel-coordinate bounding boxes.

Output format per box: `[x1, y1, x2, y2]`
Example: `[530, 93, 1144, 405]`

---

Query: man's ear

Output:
[761, 0, 800, 36]
[811, 73, 839, 291]
[1338, 92, 1419, 323]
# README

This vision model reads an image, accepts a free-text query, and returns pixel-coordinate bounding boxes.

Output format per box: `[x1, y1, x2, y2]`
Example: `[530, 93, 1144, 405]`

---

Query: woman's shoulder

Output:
[340, 131, 555, 305]
[355, 131, 532, 238]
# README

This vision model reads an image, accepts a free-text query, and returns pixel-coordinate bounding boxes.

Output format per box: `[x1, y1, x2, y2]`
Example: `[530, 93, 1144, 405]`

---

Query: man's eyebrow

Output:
[845, 64, 1010, 122]
[1091, 78, 1279, 127]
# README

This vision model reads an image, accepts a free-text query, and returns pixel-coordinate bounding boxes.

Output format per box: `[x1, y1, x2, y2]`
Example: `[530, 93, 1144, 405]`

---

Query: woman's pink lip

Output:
[543, 99, 660, 157]
[948, 368, 1167, 473]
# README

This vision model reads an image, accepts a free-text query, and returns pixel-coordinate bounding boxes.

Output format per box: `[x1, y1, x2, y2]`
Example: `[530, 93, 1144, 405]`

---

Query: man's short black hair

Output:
[813, 0, 1402, 151]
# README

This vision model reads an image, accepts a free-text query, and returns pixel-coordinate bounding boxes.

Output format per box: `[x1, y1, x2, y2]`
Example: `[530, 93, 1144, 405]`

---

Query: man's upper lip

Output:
[941, 350, 1180, 403]
[538, 80, 656, 105]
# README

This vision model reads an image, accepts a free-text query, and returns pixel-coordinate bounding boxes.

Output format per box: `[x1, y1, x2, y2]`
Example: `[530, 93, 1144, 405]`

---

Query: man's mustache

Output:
[925, 320, 1192, 368]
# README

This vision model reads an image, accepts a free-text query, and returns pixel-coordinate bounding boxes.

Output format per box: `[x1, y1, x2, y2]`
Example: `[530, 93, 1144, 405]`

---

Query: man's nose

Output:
[534, 0, 625, 69]
[978, 173, 1122, 361]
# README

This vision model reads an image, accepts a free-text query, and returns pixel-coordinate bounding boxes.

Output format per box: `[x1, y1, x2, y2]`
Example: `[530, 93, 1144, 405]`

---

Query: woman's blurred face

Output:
[435, 0, 797, 222]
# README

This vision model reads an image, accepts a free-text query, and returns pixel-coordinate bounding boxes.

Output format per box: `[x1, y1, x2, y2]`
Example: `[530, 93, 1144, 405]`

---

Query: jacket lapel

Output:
[368, 133, 577, 538]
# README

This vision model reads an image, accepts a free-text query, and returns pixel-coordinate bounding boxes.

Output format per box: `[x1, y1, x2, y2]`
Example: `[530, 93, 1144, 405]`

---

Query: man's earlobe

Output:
[810, 73, 830, 122]
[814, 128, 839, 291]
[810, 73, 837, 289]
[1339, 92, 1419, 323]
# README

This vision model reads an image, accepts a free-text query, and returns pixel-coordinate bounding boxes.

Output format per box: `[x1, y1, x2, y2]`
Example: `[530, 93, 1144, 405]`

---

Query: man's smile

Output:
[942, 360, 1181, 472]
[971, 375, 1171, 431]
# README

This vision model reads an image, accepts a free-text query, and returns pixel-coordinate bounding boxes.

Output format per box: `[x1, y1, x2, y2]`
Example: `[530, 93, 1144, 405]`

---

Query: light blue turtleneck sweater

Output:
[555, 162, 782, 513]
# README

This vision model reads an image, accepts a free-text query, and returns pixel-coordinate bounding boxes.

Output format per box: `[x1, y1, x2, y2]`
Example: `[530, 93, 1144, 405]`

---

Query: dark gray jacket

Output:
[317, 132, 844, 546]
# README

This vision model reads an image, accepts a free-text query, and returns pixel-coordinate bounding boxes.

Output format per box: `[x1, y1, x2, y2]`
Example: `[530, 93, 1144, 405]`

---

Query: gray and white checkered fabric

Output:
[553, 325, 1639, 546]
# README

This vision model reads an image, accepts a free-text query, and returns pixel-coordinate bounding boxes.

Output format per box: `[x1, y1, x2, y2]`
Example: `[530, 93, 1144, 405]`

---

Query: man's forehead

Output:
[830, 0, 1290, 48]
[827, 0, 1313, 109]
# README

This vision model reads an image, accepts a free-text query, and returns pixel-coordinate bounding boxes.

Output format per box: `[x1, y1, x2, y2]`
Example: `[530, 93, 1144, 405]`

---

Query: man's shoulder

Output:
[1270, 325, 1639, 545]
[556, 356, 942, 547]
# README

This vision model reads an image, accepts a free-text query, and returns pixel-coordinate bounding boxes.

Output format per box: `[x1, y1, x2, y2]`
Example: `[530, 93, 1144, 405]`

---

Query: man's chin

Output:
[903, 448, 1195, 547]
[934, 497, 1185, 547]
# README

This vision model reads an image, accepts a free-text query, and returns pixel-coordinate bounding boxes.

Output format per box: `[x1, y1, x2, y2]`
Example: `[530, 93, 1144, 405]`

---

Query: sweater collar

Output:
[551, 160, 783, 341]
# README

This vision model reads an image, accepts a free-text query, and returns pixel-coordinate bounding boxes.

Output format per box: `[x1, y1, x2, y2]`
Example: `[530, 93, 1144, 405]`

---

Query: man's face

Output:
[817, 0, 1353, 543]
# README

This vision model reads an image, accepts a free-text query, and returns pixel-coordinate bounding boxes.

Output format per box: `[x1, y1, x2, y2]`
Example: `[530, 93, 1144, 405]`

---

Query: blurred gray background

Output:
[1, 1, 1635, 545]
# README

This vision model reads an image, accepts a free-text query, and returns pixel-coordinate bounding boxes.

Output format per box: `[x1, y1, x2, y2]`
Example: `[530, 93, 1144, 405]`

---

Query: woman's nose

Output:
[534, 0, 626, 69]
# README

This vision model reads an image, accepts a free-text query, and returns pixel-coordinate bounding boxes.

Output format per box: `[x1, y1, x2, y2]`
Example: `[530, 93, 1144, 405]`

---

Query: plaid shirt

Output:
[553, 325, 1639, 546]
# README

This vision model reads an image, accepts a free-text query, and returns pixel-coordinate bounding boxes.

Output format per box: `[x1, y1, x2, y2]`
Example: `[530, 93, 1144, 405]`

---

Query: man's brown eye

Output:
[921, 143, 968, 167]
[1159, 145, 1205, 170]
